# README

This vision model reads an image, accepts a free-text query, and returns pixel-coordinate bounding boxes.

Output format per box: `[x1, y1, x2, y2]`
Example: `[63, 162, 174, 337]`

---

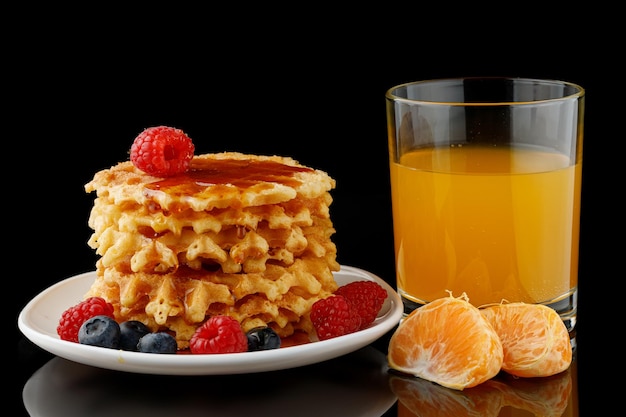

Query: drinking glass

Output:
[386, 77, 584, 333]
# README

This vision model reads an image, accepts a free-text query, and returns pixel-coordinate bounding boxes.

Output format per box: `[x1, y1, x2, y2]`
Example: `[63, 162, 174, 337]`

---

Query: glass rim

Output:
[386, 77, 585, 106]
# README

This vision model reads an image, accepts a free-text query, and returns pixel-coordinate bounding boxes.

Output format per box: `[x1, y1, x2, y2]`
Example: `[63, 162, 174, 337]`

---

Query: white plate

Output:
[18, 265, 403, 375]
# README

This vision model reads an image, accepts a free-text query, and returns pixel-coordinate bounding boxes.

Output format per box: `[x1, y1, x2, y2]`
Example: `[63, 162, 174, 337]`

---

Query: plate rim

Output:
[18, 265, 402, 375]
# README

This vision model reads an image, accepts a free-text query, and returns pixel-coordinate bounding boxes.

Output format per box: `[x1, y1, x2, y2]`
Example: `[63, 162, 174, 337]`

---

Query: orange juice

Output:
[390, 145, 581, 310]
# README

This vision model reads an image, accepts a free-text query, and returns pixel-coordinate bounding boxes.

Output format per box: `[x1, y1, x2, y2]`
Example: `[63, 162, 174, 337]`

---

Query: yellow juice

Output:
[390, 145, 581, 308]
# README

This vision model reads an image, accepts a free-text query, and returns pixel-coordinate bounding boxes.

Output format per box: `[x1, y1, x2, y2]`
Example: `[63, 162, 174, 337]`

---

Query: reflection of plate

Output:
[18, 265, 403, 375]
[24, 346, 397, 417]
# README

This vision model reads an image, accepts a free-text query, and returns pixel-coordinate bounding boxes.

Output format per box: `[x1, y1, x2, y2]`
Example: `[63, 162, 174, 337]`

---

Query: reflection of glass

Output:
[391, 357, 577, 417]
[23, 347, 396, 417]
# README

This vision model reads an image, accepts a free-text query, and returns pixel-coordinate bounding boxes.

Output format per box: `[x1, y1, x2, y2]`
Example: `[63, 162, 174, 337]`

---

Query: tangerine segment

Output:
[388, 294, 503, 391]
[480, 303, 572, 378]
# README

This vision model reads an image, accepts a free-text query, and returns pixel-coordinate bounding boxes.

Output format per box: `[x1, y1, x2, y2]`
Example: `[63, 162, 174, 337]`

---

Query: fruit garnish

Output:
[57, 297, 115, 343]
[335, 280, 388, 329]
[119, 320, 151, 351]
[310, 295, 361, 340]
[130, 125, 195, 177]
[387, 293, 503, 390]
[310, 280, 387, 340]
[78, 315, 121, 349]
[189, 315, 248, 354]
[480, 302, 572, 377]
[136, 332, 178, 354]
[69, 311, 176, 353]
[246, 327, 281, 351]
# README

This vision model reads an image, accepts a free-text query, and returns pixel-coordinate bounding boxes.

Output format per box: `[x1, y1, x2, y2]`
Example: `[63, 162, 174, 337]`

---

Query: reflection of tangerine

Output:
[491, 366, 573, 417]
[387, 293, 503, 390]
[390, 374, 503, 417]
[391, 363, 573, 417]
[481, 302, 573, 377]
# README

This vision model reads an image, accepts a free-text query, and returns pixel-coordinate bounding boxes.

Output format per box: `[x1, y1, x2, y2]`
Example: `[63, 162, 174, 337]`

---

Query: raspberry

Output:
[335, 280, 388, 329]
[57, 297, 115, 343]
[130, 126, 195, 177]
[310, 295, 361, 341]
[189, 315, 248, 354]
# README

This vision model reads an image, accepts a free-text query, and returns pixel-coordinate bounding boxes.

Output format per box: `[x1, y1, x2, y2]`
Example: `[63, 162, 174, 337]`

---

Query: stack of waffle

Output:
[84, 152, 339, 349]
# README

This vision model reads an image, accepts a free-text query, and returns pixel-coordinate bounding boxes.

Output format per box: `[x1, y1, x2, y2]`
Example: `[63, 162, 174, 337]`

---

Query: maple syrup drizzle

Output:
[145, 158, 312, 196]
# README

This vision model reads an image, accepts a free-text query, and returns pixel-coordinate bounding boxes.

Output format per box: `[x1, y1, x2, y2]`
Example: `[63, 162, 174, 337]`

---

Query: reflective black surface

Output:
[22, 344, 395, 417]
[13, 14, 616, 416]
[19, 330, 585, 416]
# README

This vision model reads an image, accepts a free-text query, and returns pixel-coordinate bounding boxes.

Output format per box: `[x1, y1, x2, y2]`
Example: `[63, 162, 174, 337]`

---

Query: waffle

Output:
[84, 152, 339, 349]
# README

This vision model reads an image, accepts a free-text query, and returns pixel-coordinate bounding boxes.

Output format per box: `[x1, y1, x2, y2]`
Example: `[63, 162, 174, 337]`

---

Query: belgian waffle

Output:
[84, 152, 339, 349]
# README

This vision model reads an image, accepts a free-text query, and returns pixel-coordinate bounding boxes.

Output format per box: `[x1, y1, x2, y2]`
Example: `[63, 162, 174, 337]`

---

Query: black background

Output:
[14, 8, 619, 415]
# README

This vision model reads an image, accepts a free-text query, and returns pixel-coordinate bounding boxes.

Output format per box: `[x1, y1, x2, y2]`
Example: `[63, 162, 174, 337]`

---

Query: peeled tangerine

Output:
[388, 293, 503, 390]
[480, 302, 572, 378]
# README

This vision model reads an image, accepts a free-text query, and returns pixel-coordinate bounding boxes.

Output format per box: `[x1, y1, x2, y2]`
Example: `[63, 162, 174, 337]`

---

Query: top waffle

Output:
[86, 152, 335, 211]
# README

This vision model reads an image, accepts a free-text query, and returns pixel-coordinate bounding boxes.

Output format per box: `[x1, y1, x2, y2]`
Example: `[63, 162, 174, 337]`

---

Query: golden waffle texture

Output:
[84, 152, 340, 349]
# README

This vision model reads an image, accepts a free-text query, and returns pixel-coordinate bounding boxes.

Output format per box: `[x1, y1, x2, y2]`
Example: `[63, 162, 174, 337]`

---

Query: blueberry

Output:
[246, 327, 281, 351]
[78, 315, 121, 349]
[119, 320, 151, 351]
[137, 332, 177, 354]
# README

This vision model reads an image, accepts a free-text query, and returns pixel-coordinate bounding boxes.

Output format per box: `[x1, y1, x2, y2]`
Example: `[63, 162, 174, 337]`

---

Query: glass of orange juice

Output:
[386, 77, 584, 333]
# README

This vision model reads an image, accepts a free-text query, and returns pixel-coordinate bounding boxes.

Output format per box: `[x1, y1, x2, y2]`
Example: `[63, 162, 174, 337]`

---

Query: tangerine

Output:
[387, 293, 503, 390]
[480, 302, 572, 378]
